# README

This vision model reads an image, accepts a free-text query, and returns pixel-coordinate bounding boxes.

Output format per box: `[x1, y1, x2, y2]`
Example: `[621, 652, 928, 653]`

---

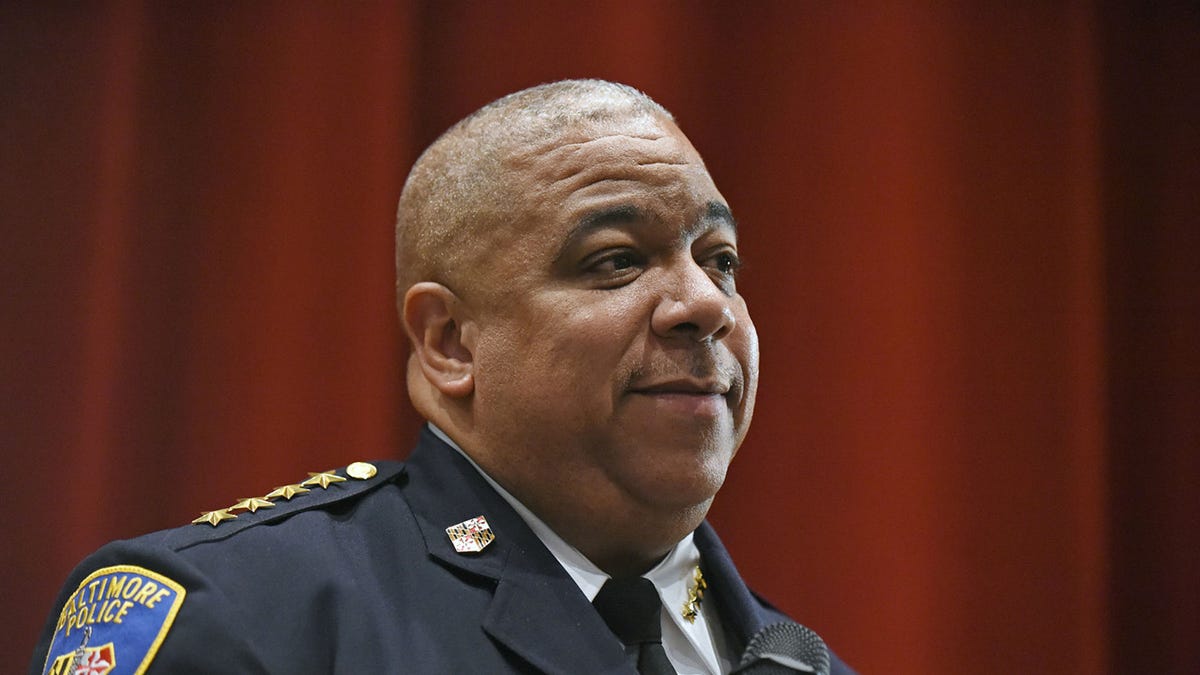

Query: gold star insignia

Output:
[264, 484, 311, 500]
[192, 509, 237, 527]
[230, 497, 275, 513]
[682, 565, 707, 623]
[300, 471, 347, 489]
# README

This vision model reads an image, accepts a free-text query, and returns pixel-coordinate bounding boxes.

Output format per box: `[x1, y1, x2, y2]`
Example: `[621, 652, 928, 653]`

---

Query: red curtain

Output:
[3, 3, 1196, 673]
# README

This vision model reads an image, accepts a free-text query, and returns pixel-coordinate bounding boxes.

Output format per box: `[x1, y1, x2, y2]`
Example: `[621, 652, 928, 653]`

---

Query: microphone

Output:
[731, 621, 831, 675]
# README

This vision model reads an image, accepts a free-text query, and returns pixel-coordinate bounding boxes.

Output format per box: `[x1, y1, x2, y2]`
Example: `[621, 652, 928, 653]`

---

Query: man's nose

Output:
[650, 261, 737, 342]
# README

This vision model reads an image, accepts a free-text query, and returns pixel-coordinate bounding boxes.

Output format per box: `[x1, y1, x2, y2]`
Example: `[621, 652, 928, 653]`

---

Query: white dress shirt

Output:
[429, 424, 733, 674]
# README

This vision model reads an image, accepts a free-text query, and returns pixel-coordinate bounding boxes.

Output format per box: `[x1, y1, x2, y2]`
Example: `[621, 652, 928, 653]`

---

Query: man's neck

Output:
[427, 423, 705, 577]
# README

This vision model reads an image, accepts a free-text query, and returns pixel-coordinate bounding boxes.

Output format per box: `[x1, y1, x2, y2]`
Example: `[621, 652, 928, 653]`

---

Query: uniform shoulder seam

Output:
[161, 460, 405, 551]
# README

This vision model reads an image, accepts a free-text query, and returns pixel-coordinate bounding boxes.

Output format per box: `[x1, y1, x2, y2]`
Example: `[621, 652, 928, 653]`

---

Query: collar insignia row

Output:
[682, 565, 707, 623]
[191, 461, 378, 527]
[446, 515, 495, 554]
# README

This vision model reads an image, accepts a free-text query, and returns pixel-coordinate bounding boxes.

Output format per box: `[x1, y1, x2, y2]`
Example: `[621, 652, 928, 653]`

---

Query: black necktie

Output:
[592, 577, 677, 675]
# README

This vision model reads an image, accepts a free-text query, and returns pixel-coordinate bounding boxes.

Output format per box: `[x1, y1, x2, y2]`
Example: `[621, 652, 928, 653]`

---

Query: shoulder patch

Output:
[40, 565, 185, 675]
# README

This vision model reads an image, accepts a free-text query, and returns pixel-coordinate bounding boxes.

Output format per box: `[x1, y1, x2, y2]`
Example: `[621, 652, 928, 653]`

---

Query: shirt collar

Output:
[428, 423, 727, 674]
[428, 423, 610, 597]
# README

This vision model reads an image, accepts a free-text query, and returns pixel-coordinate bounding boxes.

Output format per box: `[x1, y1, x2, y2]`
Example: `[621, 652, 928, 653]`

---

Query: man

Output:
[31, 80, 854, 674]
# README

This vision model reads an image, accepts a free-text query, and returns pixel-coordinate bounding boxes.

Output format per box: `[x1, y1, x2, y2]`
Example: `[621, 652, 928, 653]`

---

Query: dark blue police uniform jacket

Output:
[32, 426, 854, 674]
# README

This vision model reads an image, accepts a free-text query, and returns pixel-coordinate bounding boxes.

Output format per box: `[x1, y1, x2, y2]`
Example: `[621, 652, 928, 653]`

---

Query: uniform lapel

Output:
[401, 427, 630, 675]
[694, 521, 790, 660]
[482, 563, 629, 675]
[696, 524, 857, 675]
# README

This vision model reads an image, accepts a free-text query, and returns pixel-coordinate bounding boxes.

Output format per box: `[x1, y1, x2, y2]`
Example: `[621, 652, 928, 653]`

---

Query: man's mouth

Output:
[627, 378, 735, 417]
[630, 378, 730, 396]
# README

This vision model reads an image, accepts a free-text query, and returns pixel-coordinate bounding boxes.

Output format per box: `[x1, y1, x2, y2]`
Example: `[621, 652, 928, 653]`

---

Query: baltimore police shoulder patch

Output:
[40, 565, 185, 675]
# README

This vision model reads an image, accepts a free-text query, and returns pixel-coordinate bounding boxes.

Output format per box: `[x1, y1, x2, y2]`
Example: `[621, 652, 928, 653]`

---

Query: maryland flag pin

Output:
[445, 515, 495, 554]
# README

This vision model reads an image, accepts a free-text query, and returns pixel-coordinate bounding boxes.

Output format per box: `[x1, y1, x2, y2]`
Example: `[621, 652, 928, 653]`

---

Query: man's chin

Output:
[628, 453, 731, 513]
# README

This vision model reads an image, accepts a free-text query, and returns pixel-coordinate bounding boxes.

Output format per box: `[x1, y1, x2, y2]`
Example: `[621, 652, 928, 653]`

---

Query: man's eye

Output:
[607, 252, 637, 271]
[711, 251, 742, 275]
[588, 250, 642, 275]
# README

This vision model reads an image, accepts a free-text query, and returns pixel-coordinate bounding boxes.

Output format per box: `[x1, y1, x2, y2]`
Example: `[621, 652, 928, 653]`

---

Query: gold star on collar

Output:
[230, 497, 275, 513]
[192, 509, 237, 527]
[682, 565, 707, 624]
[264, 484, 311, 500]
[300, 470, 347, 489]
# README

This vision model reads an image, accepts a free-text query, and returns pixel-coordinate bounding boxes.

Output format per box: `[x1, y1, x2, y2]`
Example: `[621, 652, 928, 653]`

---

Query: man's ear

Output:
[402, 282, 476, 398]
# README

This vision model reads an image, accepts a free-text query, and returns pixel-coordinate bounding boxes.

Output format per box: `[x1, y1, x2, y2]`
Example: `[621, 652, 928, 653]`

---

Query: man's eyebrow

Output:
[557, 200, 737, 261]
[556, 205, 647, 261]
[681, 201, 738, 240]
[576, 204, 645, 232]
[704, 201, 737, 233]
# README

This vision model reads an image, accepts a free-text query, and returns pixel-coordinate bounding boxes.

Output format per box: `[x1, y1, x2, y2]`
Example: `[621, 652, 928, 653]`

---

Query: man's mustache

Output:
[624, 348, 744, 399]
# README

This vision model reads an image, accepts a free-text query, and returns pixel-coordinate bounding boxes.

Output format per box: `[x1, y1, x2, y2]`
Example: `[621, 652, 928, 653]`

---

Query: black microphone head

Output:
[735, 621, 831, 675]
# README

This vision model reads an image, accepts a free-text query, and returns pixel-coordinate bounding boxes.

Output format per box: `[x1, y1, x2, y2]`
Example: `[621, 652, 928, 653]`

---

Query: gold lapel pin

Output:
[682, 565, 707, 623]
[445, 515, 495, 554]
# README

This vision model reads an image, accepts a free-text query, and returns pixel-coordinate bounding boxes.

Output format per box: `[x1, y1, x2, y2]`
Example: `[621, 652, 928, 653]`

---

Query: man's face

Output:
[463, 114, 759, 516]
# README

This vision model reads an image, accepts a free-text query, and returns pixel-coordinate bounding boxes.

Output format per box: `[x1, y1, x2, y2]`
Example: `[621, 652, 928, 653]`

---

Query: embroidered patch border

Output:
[42, 565, 186, 675]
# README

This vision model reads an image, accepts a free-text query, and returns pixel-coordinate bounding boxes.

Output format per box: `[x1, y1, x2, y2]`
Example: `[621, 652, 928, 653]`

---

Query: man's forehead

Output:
[504, 119, 728, 242]
[504, 113, 693, 171]
[508, 131, 716, 215]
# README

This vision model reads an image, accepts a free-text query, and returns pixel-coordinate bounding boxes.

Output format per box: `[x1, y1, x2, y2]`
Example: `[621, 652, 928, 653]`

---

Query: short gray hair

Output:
[394, 79, 673, 297]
